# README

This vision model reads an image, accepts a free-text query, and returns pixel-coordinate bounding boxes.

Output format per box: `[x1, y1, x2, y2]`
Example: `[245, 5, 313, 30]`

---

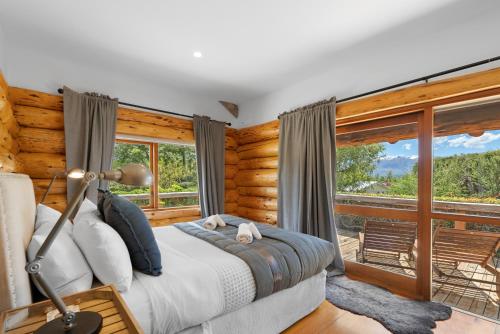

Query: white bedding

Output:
[121, 226, 256, 334]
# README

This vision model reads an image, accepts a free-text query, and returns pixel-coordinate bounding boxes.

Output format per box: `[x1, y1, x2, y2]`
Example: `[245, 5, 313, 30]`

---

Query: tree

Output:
[336, 144, 384, 192]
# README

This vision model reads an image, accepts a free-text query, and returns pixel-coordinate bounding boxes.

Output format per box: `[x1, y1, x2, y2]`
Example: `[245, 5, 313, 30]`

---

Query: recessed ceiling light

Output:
[193, 51, 203, 58]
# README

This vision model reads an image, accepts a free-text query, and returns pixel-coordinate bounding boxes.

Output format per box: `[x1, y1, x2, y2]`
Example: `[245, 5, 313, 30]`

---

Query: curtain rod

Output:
[56, 88, 232, 126]
[276, 56, 500, 119]
[335, 56, 500, 104]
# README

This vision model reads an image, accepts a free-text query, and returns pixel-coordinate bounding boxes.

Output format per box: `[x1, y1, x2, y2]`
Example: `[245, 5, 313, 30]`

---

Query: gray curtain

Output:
[63, 86, 118, 203]
[193, 115, 225, 217]
[278, 98, 344, 273]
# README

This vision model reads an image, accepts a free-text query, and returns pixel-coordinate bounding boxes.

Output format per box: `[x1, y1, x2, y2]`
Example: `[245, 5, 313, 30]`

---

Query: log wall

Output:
[235, 122, 279, 224]
[8, 87, 239, 224]
[0, 72, 21, 173]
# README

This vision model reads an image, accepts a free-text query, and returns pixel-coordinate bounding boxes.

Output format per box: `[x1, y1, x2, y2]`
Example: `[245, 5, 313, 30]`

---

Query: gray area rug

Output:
[326, 275, 452, 334]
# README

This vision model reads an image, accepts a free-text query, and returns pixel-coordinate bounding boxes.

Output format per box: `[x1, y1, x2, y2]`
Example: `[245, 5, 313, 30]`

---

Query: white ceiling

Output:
[0, 0, 466, 102]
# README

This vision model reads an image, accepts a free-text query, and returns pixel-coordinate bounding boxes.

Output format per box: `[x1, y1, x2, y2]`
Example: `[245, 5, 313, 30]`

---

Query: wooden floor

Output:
[283, 301, 500, 334]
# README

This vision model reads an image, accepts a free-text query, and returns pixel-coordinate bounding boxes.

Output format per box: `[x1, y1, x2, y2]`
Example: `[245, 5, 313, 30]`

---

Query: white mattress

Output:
[121, 225, 325, 334]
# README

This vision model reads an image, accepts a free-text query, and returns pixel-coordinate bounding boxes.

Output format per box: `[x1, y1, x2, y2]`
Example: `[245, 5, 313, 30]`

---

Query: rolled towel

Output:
[236, 223, 253, 244]
[202, 215, 218, 230]
[214, 214, 226, 227]
[248, 222, 262, 240]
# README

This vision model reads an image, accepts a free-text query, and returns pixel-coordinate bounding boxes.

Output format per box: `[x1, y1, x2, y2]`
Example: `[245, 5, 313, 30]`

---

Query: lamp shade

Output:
[100, 163, 153, 186]
[67, 168, 86, 179]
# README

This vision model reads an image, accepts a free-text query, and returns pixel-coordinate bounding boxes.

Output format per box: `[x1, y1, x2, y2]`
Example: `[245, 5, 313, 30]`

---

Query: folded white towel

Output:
[214, 214, 226, 227]
[236, 223, 253, 244]
[248, 222, 262, 240]
[202, 215, 218, 230]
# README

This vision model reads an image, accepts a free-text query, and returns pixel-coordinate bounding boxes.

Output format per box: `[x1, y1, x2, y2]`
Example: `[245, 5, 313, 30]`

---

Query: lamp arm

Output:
[35, 172, 97, 258]
[25, 171, 97, 329]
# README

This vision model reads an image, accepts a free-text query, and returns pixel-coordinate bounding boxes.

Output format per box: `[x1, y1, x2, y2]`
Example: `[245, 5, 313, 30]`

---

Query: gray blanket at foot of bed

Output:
[174, 214, 335, 300]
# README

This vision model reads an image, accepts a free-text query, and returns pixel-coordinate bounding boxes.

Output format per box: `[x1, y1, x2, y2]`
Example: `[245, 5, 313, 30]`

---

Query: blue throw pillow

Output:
[98, 190, 162, 276]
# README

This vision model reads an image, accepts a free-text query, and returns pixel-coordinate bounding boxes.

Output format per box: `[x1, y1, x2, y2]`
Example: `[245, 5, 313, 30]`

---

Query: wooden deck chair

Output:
[357, 220, 417, 270]
[432, 226, 500, 297]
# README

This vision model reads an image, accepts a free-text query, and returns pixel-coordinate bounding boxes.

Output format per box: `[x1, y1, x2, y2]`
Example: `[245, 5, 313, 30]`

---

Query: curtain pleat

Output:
[63, 86, 118, 203]
[278, 99, 345, 273]
[193, 115, 225, 217]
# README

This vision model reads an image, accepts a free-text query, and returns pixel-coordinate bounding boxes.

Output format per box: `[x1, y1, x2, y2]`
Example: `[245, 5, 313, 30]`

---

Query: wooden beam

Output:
[219, 101, 239, 118]
[417, 108, 433, 301]
[336, 66, 500, 120]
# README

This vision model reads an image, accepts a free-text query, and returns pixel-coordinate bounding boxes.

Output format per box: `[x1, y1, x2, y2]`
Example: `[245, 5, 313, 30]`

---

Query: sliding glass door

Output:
[335, 112, 423, 298]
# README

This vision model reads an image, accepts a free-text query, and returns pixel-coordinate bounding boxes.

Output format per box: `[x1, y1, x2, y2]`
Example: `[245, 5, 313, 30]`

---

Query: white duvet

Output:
[121, 225, 256, 334]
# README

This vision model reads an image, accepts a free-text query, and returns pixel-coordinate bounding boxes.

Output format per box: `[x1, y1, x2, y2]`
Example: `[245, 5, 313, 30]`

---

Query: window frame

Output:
[114, 138, 199, 211]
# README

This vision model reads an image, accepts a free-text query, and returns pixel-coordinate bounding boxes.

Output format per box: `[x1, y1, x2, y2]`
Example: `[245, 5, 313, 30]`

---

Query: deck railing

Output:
[336, 193, 500, 216]
[120, 192, 198, 200]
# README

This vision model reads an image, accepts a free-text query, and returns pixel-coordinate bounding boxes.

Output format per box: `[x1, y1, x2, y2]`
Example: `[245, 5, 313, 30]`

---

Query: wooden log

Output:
[238, 140, 278, 160]
[0, 102, 20, 137]
[224, 179, 236, 189]
[8, 87, 63, 111]
[237, 138, 278, 153]
[0, 121, 18, 154]
[238, 196, 277, 211]
[225, 135, 237, 150]
[225, 165, 238, 179]
[0, 72, 7, 95]
[238, 157, 278, 170]
[116, 119, 194, 143]
[18, 153, 66, 178]
[13, 105, 64, 130]
[224, 189, 238, 203]
[224, 202, 237, 213]
[144, 206, 201, 220]
[235, 169, 277, 187]
[37, 194, 67, 212]
[117, 108, 193, 130]
[225, 150, 239, 165]
[32, 178, 67, 196]
[239, 186, 278, 199]
[237, 121, 279, 145]
[149, 215, 201, 227]
[0, 147, 19, 172]
[237, 207, 277, 225]
[226, 128, 237, 137]
[18, 127, 65, 154]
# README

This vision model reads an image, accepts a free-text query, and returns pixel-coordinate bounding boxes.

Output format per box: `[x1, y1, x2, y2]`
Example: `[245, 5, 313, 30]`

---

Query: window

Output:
[336, 114, 419, 210]
[110, 139, 199, 209]
[110, 141, 153, 207]
[158, 143, 199, 208]
[432, 98, 500, 218]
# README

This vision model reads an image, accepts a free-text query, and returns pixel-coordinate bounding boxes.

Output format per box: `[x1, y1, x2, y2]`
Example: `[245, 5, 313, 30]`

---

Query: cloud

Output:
[402, 143, 412, 150]
[448, 132, 500, 149]
[380, 155, 398, 160]
[409, 155, 418, 160]
[434, 136, 448, 145]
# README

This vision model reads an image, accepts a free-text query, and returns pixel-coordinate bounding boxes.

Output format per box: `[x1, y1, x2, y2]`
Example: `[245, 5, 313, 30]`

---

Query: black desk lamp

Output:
[26, 163, 152, 334]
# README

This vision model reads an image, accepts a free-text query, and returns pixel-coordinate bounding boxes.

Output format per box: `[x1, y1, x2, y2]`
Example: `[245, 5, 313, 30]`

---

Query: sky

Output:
[381, 129, 500, 159]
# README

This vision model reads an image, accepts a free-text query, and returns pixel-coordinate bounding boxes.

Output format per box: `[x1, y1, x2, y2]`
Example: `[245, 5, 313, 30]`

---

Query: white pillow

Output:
[35, 204, 73, 234]
[28, 211, 93, 297]
[73, 199, 133, 292]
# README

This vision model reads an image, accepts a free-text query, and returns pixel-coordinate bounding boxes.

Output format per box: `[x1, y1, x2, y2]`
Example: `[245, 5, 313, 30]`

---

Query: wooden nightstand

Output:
[0, 285, 143, 334]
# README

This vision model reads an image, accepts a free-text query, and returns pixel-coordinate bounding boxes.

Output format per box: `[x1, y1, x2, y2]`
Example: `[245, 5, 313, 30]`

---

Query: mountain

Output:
[373, 156, 417, 177]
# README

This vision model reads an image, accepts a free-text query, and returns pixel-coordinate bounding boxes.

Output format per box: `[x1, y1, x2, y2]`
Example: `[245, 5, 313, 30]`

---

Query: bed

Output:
[0, 173, 330, 334]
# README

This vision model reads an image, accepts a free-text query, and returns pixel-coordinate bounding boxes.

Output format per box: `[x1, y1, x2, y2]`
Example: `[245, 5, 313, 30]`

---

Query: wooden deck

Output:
[337, 229, 500, 321]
